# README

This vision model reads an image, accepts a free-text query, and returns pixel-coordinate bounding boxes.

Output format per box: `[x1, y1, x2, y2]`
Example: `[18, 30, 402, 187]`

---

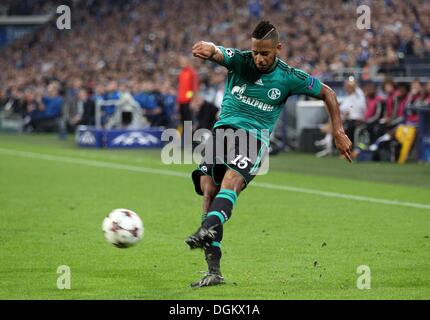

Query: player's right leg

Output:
[189, 169, 244, 288]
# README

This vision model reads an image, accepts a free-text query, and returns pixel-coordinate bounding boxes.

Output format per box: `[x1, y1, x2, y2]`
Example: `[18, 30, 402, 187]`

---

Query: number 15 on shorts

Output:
[230, 153, 269, 176]
[231, 155, 251, 169]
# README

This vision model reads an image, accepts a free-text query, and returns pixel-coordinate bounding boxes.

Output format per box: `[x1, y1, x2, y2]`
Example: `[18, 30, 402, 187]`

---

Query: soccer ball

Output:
[102, 209, 144, 248]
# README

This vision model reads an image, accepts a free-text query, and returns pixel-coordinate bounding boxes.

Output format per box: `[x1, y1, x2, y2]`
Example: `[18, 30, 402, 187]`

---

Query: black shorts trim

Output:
[191, 126, 267, 196]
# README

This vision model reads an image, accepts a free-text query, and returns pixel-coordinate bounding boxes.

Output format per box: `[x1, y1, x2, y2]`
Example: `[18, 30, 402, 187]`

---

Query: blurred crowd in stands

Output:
[315, 77, 430, 162]
[0, 0, 430, 161]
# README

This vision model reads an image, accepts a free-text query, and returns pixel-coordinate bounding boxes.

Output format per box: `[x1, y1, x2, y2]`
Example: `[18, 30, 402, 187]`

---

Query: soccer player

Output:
[185, 21, 352, 287]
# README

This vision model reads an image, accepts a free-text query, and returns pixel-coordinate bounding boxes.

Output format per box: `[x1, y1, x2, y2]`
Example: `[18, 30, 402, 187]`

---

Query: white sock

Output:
[325, 134, 333, 150]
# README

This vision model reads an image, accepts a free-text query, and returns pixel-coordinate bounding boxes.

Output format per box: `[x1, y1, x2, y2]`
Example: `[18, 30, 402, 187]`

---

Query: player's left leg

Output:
[189, 169, 244, 287]
[200, 174, 220, 221]
[201, 169, 244, 238]
[188, 168, 221, 250]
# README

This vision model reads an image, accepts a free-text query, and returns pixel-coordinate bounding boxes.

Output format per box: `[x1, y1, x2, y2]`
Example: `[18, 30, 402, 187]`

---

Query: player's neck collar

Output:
[260, 58, 279, 74]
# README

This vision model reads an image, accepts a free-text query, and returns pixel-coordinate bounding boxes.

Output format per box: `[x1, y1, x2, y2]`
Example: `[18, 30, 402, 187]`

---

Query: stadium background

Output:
[0, 0, 429, 300]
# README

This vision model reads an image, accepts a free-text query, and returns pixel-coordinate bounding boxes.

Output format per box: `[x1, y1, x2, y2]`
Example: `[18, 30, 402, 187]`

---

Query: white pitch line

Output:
[253, 182, 430, 210]
[1, 147, 429, 210]
[0, 148, 188, 178]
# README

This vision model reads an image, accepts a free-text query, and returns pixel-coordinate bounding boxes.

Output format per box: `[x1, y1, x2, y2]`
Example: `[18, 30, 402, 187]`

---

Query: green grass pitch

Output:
[0, 133, 429, 299]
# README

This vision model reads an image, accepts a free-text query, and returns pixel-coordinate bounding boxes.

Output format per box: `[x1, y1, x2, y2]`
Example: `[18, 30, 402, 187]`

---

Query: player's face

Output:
[251, 38, 281, 72]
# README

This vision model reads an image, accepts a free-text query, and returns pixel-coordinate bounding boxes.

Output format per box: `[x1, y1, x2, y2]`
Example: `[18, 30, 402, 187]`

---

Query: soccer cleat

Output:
[185, 226, 217, 249]
[191, 272, 225, 288]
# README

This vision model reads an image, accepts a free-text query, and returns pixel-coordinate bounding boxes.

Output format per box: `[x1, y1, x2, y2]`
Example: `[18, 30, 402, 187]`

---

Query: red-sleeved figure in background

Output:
[177, 56, 199, 132]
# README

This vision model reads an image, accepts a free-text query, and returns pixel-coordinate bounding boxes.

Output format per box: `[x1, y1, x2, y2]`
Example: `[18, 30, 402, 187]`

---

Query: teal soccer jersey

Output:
[214, 46, 323, 145]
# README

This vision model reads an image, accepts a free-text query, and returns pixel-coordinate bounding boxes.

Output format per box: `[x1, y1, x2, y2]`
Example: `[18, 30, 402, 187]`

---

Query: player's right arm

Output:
[192, 41, 243, 72]
[192, 41, 224, 64]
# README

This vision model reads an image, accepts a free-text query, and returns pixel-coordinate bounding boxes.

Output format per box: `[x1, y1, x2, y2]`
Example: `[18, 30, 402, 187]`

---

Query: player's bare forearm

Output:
[318, 84, 343, 134]
[192, 41, 224, 65]
[317, 84, 353, 162]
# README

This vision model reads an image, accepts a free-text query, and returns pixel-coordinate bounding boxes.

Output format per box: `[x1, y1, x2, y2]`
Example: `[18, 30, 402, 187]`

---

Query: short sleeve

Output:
[218, 46, 245, 72]
[289, 68, 322, 97]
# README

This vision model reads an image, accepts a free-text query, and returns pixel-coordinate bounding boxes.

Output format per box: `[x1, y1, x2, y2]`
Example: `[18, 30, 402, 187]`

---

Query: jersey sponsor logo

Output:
[231, 84, 274, 111]
[267, 88, 281, 100]
[226, 48, 235, 57]
[231, 84, 247, 97]
[255, 78, 264, 86]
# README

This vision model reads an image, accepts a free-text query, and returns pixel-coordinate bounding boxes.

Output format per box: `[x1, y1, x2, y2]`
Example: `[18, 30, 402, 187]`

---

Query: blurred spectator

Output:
[67, 89, 95, 131]
[22, 89, 42, 118]
[404, 79, 423, 126]
[177, 55, 199, 132]
[392, 82, 420, 163]
[160, 81, 177, 128]
[364, 83, 384, 124]
[145, 82, 169, 127]
[104, 80, 121, 116]
[23, 82, 63, 132]
[339, 78, 366, 135]
[190, 94, 219, 131]
[316, 77, 366, 157]
[93, 83, 106, 103]
[0, 90, 6, 110]
[381, 78, 397, 124]
[133, 81, 156, 110]
[387, 83, 410, 127]
[3, 87, 25, 115]
[43, 83, 63, 118]
[424, 80, 430, 104]
[360, 82, 386, 145]
[133, 81, 169, 127]
[64, 78, 83, 123]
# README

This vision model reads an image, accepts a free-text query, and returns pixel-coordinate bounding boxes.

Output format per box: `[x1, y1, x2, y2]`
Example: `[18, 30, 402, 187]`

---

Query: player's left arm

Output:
[316, 84, 353, 162]
[288, 69, 352, 162]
